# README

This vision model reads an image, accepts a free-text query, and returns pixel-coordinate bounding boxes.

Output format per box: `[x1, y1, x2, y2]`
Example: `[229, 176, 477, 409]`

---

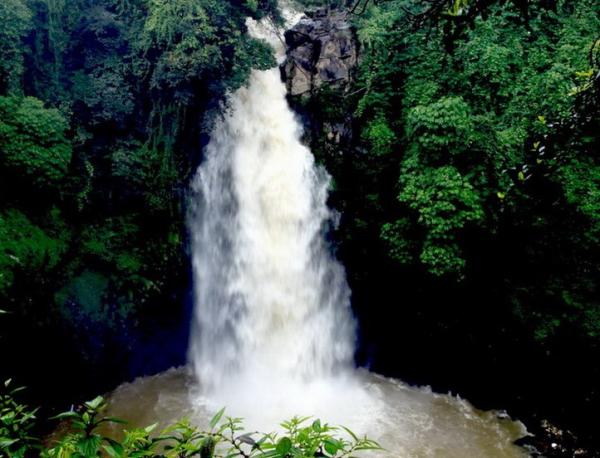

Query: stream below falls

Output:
[104, 368, 529, 458]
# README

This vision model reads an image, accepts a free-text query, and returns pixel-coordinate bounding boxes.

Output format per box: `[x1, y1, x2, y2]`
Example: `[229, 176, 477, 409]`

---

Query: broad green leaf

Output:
[324, 438, 342, 455]
[275, 437, 292, 456]
[84, 396, 104, 410]
[209, 407, 225, 429]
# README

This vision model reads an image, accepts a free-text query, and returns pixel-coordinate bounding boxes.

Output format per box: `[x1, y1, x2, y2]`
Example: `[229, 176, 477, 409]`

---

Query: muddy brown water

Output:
[104, 367, 529, 458]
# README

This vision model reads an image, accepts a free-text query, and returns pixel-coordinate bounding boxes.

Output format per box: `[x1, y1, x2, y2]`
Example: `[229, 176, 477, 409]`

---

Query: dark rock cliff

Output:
[281, 9, 359, 147]
[281, 9, 359, 96]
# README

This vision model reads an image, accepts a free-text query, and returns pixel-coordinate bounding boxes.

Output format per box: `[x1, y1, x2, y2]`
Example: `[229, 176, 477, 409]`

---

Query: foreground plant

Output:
[0, 384, 382, 458]
[0, 380, 40, 457]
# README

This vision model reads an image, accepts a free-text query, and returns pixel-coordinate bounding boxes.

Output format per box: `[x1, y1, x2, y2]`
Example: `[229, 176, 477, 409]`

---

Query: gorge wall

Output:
[281, 9, 359, 149]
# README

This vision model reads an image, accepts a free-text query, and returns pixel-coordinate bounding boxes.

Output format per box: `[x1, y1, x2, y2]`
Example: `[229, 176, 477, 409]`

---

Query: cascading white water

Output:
[187, 10, 366, 425]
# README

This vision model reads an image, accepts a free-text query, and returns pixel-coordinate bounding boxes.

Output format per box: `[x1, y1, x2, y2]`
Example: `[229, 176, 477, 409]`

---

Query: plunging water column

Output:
[187, 12, 369, 427]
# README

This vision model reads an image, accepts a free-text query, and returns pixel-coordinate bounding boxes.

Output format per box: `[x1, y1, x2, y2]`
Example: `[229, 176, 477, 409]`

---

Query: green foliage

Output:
[143, 0, 212, 48]
[111, 144, 180, 214]
[0, 380, 39, 457]
[398, 166, 484, 240]
[398, 165, 484, 276]
[380, 218, 415, 265]
[71, 65, 135, 126]
[0, 96, 72, 191]
[0, 0, 280, 370]
[0, 387, 382, 458]
[339, 0, 600, 345]
[76, 215, 181, 304]
[559, 159, 600, 241]
[406, 97, 474, 160]
[419, 242, 466, 278]
[44, 396, 127, 458]
[0, 209, 68, 296]
[0, 0, 32, 94]
[141, 0, 276, 102]
[361, 116, 395, 156]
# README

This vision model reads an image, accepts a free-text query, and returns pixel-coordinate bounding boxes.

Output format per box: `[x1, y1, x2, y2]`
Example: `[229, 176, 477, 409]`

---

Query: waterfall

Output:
[187, 10, 362, 424]
[105, 9, 530, 457]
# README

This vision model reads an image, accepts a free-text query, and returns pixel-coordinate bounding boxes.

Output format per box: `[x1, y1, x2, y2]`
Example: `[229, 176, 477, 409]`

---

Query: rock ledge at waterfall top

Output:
[281, 9, 359, 96]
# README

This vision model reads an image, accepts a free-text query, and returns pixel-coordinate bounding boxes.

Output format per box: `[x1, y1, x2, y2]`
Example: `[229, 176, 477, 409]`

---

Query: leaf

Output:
[50, 411, 80, 421]
[8, 386, 25, 396]
[144, 422, 158, 433]
[209, 407, 225, 429]
[324, 439, 342, 455]
[341, 426, 358, 442]
[103, 441, 124, 458]
[84, 396, 104, 410]
[252, 435, 268, 451]
[237, 433, 256, 446]
[72, 420, 87, 430]
[255, 451, 280, 458]
[275, 437, 292, 456]
[0, 438, 19, 448]
[77, 435, 102, 456]
[1, 412, 16, 422]
[311, 419, 321, 432]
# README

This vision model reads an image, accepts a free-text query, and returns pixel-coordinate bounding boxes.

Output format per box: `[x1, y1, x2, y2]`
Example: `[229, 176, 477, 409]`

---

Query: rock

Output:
[514, 419, 595, 457]
[281, 10, 359, 96]
[323, 121, 352, 144]
[280, 9, 360, 150]
[496, 410, 510, 420]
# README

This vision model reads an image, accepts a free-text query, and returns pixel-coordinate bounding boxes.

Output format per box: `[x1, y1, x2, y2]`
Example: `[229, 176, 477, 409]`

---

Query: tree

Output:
[396, 164, 484, 277]
[0, 0, 32, 94]
[0, 96, 72, 192]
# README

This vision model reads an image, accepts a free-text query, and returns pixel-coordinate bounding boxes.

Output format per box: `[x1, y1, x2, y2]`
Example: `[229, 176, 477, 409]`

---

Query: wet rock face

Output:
[281, 9, 359, 96]
[515, 419, 593, 457]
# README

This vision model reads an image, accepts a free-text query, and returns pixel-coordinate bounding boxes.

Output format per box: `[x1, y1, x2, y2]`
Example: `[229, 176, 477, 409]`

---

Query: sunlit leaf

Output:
[275, 437, 292, 456]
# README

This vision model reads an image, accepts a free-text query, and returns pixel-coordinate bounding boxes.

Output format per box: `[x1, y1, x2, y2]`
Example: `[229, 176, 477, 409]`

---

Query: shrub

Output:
[0, 96, 72, 191]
